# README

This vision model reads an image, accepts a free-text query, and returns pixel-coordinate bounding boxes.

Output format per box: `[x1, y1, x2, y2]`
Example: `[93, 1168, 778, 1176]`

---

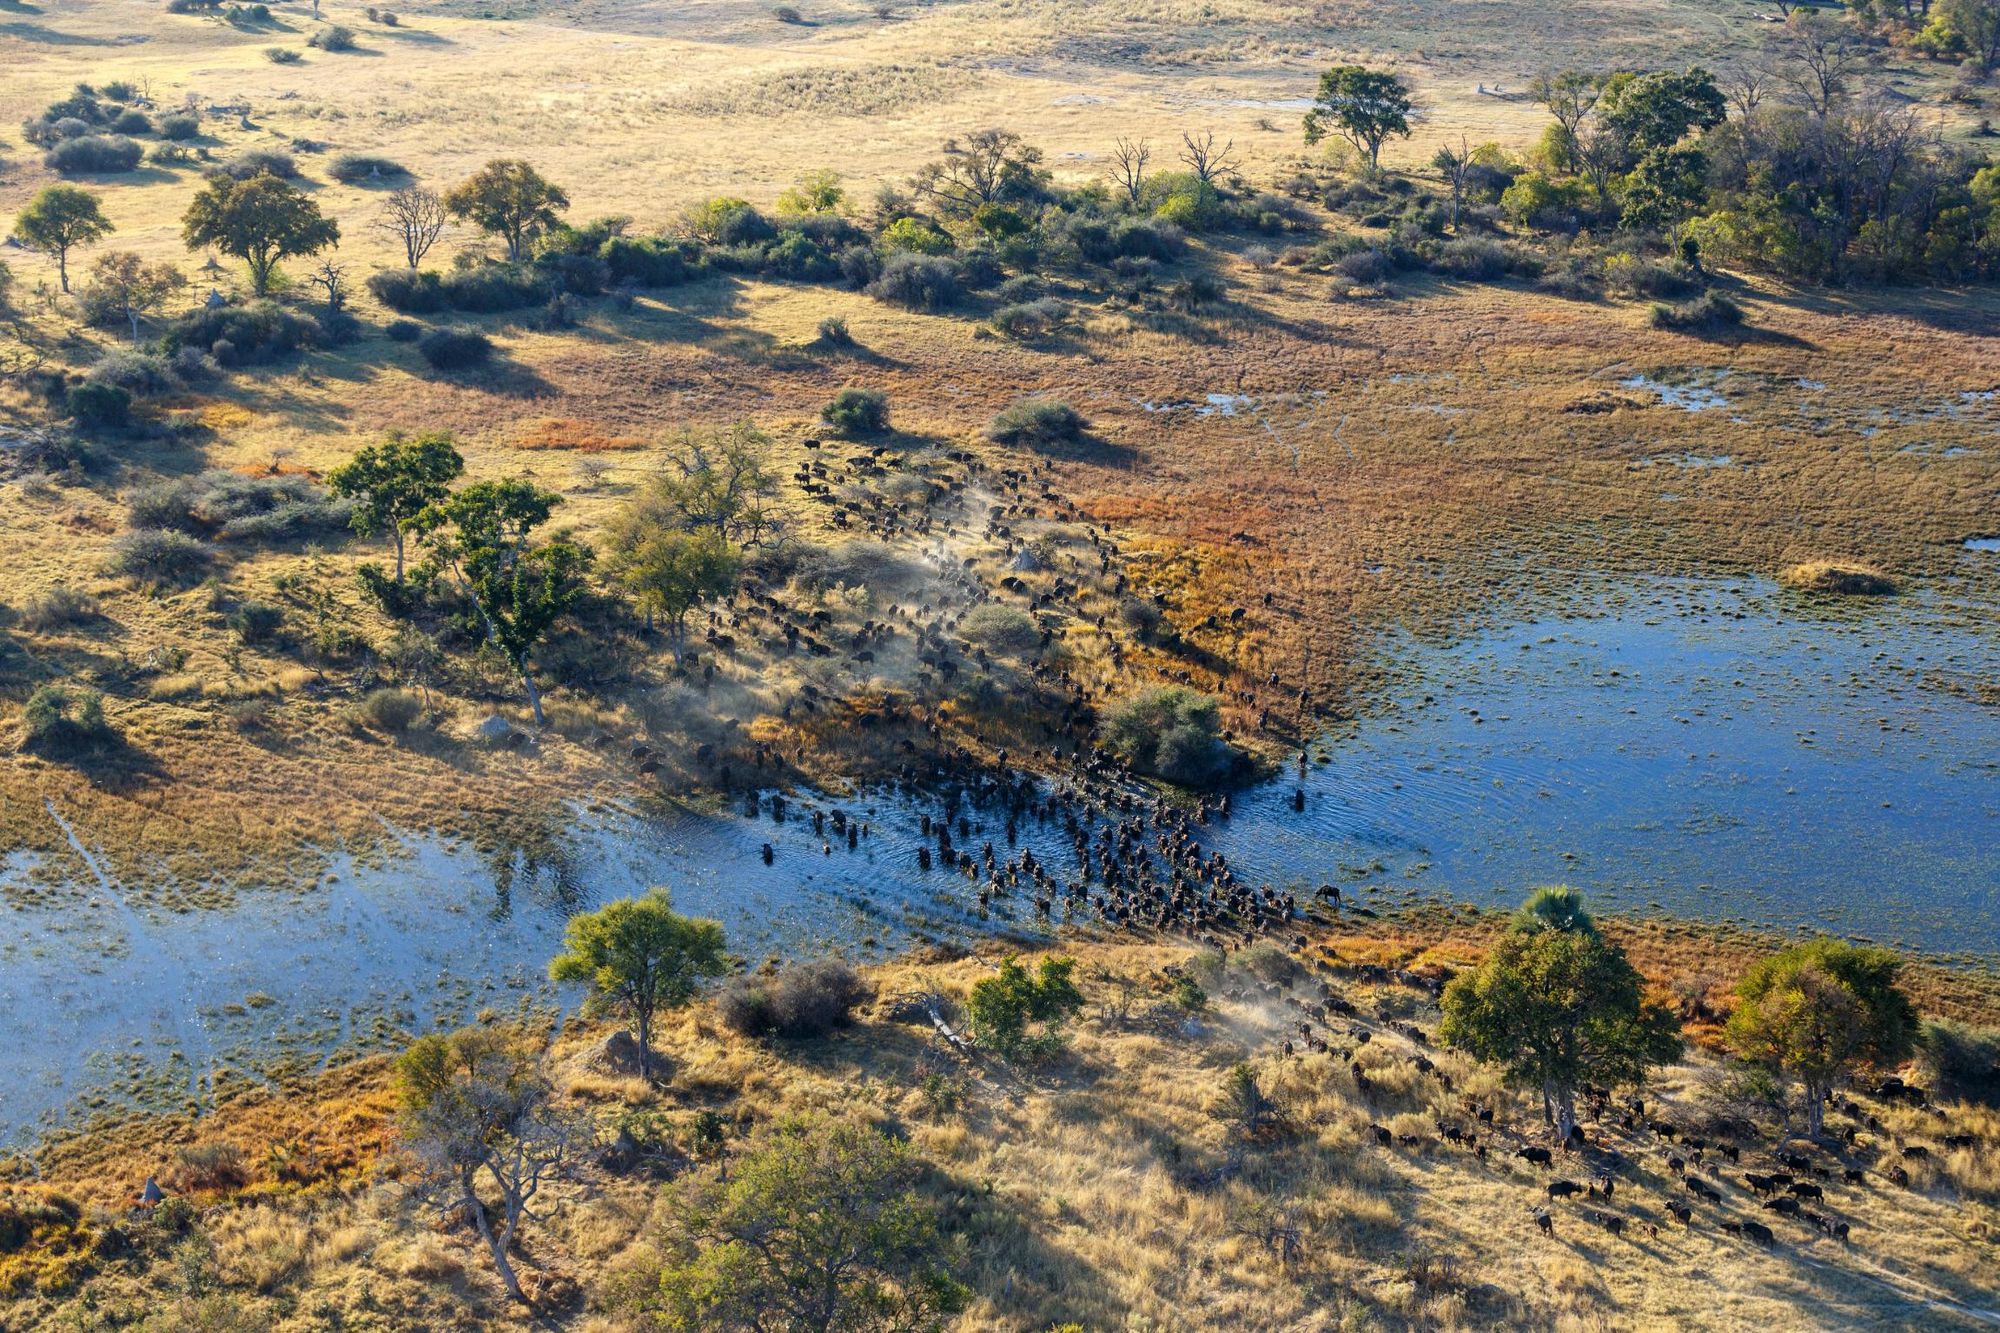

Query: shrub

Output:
[66, 382, 130, 427]
[87, 349, 181, 396]
[109, 109, 153, 136]
[163, 300, 321, 365]
[684, 196, 773, 246]
[157, 113, 200, 140]
[866, 252, 961, 311]
[821, 387, 889, 435]
[985, 397, 1086, 447]
[1142, 172, 1224, 231]
[19, 586, 99, 632]
[211, 148, 298, 180]
[8, 427, 99, 474]
[773, 5, 803, 21]
[718, 960, 872, 1038]
[385, 317, 422, 342]
[418, 326, 492, 371]
[358, 686, 422, 733]
[816, 315, 852, 345]
[22, 685, 117, 756]
[44, 135, 143, 175]
[958, 602, 1038, 655]
[265, 45, 302, 63]
[1649, 290, 1743, 333]
[327, 153, 404, 183]
[112, 530, 215, 584]
[369, 266, 547, 314]
[1919, 1019, 2000, 1107]
[880, 216, 954, 255]
[1427, 237, 1538, 282]
[1104, 685, 1237, 787]
[127, 469, 348, 542]
[307, 23, 357, 49]
[149, 142, 200, 167]
[227, 599, 285, 642]
[990, 297, 1068, 339]
[967, 955, 1084, 1064]
[173, 1143, 247, 1190]
[598, 235, 693, 287]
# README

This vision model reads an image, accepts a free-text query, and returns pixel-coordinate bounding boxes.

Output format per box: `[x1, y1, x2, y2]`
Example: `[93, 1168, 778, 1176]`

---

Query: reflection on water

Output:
[3, 576, 1996, 1146]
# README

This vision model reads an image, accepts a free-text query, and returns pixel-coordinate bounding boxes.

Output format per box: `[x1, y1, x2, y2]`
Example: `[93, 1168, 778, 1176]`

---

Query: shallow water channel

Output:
[3, 573, 1996, 1146]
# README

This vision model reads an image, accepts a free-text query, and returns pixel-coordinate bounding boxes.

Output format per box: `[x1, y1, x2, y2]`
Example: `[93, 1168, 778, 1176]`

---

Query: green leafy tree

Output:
[1726, 938, 1918, 1138]
[776, 168, 845, 217]
[967, 954, 1084, 1064]
[327, 431, 464, 582]
[548, 888, 727, 1080]
[1304, 65, 1416, 170]
[395, 1026, 576, 1305]
[181, 172, 339, 296]
[1599, 68, 1727, 151]
[12, 185, 114, 293]
[1934, 0, 2000, 73]
[413, 479, 591, 725]
[608, 526, 740, 650]
[443, 159, 569, 261]
[911, 128, 1048, 217]
[647, 1114, 969, 1333]
[1439, 888, 1683, 1141]
[647, 424, 783, 547]
[1620, 145, 1710, 247]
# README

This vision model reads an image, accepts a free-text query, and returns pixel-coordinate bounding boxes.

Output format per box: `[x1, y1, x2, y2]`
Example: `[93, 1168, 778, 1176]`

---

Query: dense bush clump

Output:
[368, 265, 547, 314]
[210, 148, 299, 181]
[65, 382, 130, 427]
[957, 602, 1039, 655]
[327, 153, 406, 183]
[1103, 685, 1239, 787]
[384, 318, 422, 342]
[156, 113, 201, 140]
[127, 469, 350, 543]
[1649, 290, 1742, 332]
[821, 387, 889, 435]
[417, 326, 493, 370]
[718, 960, 873, 1039]
[19, 586, 99, 632]
[111, 529, 214, 584]
[985, 397, 1086, 447]
[307, 23, 357, 50]
[44, 135, 144, 175]
[163, 301, 321, 366]
[358, 687, 423, 733]
[21, 685, 118, 756]
[865, 252, 961, 311]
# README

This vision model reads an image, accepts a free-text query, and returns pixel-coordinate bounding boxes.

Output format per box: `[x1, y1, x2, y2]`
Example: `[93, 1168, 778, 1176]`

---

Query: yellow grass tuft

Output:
[1780, 560, 1898, 596]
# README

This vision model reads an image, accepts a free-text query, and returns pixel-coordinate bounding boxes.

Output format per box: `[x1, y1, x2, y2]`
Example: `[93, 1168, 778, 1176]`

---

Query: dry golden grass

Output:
[9, 934, 2000, 1330]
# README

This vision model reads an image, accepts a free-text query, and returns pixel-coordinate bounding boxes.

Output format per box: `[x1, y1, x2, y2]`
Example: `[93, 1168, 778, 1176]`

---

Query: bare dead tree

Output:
[1432, 135, 1473, 229]
[1179, 128, 1236, 184]
[375, 184, 447, 269]
[1774, 13, 1873, 119]
[1722, 56, 1775, 121]
[305, 259, 349, 314]
[1109, 137, 1151, 205]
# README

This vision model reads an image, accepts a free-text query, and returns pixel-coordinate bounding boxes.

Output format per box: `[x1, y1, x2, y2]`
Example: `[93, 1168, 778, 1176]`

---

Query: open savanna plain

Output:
[4, 0, 2000, 1328]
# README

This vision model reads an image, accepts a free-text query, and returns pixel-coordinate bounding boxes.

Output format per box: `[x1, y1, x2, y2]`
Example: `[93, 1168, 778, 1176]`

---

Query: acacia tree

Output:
[1726, 938, 1918, 1138]
[327, 430, 464, 581]
[413, 479, 591, 725]
[12, 185, 113, 293]
[181, 172, 339, 295]
[1440, 888, 1683, 1141]
[1304, 65, 1416, 169]
[608, 525, 740, 651]
[649, 1114, 969, 1332]
[375, 183, 447, 267]
[395, 1026, 577, 1305]
[547, 888, 727, 1080]
[911, 128, 1046, 217]
[444, 159, 569, 261]
[85, 251, 183, 341]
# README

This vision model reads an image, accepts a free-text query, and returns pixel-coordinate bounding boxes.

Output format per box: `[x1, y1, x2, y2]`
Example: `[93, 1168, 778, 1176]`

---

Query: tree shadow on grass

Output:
[0, 18, 119, 42]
